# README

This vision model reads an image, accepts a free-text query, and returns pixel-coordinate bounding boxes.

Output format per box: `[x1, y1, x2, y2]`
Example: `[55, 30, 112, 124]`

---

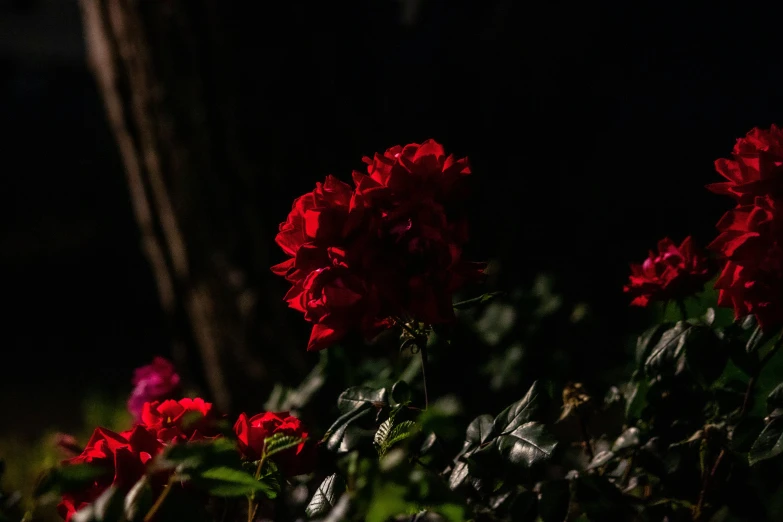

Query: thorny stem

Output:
[694, 330, 783, 520]
[144, 475, 176, 522]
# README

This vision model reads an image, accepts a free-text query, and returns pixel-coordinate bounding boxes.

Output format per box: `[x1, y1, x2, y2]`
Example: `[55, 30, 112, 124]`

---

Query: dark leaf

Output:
[71, 486, 125, 522]
[34, 463, 111, 497]
[636, 324, 670, 369]
[306, 473, 345, 518]
[538, 479, 570, 522]
[645, 322, 691, 376]
[448, 460, 470, 490]
[683, 326, 727, 385]
[391, 381, 412, 405]
[123, 477, 153, 522]
[731, 417, 765, 453]
[508, 490, 538, 522]
[324, 408, 374, 453]
[496, 422, 558, 468]
[625, 379, 650, 420]
[749, 416, 783, 466]
[574, 475, 630, 520]
[768, 383, 783, 410]
[337, 386, 388, 415]
[612, 427, 641, 453]
[466, 414, 494, 446]
[490, 381, 548, 438]
[587, 450, 616, 470]
[154, 438, 240, 473]
[745, 324, 776, 354]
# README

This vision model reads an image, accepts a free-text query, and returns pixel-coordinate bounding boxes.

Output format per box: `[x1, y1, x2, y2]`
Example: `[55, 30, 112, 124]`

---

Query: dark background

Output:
[1, 0, 781, 438]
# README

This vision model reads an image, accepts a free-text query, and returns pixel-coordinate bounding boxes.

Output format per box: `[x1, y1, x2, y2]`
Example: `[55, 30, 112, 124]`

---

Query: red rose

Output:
[707, 125, 783, 203]
[271, 175, 354, 284]
[140, 397, 218, 443]
[233, 411, 316, 477]
[57, 426, 162, 522]
[271, 140, 484, 351]
[128, 357, 181, 422]
[354, 139, 471, 202]
[624, 236, 713, 307]
[709, 196, 783, 329]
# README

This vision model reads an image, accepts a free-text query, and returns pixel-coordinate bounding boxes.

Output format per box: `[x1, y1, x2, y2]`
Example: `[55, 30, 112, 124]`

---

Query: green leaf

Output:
[385, 421, 419, 448]
[263, 433, 305, 458]
[749, 416, 783, 465]
[71, 486, 125, 522]
[305, 473, 345, 518]
[490, 381, 548, 438]
[496, 422, 558, 468]
[745, 324, 776, 354]
[123, 477, 153, 522]
[155, 438, 240, 472]
[465, 414, 494, 446]
[538, 479, 570, 522]
[374, 418, 393, 453]
[191, 466, 277, 498]
[453, 291, 504, 310]
[365, 482, 409, 522]
[34, 463, 111, 497]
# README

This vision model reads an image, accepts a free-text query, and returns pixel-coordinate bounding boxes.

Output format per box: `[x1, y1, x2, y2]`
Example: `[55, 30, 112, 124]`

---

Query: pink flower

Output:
[127, 357, 181, 422]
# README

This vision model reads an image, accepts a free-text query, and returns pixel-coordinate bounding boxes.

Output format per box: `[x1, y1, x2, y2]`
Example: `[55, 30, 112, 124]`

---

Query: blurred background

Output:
[0, 0, 781, 507]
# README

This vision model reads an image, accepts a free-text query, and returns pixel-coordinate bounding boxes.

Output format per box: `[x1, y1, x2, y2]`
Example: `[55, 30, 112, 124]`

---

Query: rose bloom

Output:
[709, 196, 783, 329]
[624, 236, 713, 306]
[140, 397, 218, 443]
[58, 426, 162, 522]
[128, 357, 181, 422]
[271, 140, 485, 350]
[708, 125, 783, 204]
[234, 411, 316, 477]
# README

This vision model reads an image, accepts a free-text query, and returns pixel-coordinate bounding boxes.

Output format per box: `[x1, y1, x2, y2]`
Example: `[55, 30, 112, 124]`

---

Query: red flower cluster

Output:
[234, 411, 316, 477]
[624, 236, 713, 306]
[127, 357, 181, 422]
[58, 426, 163, 521]
[708, 125, 783, 329]
[272, 140, 485, 350]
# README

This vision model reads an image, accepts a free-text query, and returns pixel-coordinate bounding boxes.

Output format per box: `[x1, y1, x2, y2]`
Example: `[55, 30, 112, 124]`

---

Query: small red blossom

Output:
[128, 357, 181, 422]
[140, 397, 218, 443]
[624, 236, 714, 307]
[707, 125, 783, 203]
[57, 426, 162, 522]
[709, 196, 783, 329]
[233, 411, 316, 477]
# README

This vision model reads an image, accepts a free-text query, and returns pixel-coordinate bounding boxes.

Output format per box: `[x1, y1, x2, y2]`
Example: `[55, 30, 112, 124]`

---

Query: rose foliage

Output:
[10, 134, 783, 522]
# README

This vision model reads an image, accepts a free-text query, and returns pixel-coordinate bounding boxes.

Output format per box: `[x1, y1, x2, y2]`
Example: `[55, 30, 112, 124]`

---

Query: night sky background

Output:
[1, 0, 781, 439]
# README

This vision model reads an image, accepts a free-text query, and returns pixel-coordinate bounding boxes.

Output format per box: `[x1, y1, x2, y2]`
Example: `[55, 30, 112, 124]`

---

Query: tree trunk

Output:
[78, 0, 305, 414]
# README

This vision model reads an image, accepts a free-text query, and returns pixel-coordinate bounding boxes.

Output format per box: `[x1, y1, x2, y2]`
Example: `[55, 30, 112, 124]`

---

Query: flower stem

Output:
[144, 475, 176, 522]
[419, 341, 429, 410]
[677, 299, 688, 321]
[694, 329, 783, 520]
[247, 455, 267, 522]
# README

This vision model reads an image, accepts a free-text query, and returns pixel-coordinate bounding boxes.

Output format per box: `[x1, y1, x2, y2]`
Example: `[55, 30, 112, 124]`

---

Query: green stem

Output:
[144, 476, 176, 522]
[395, 318, 430, 409]
[676, 300, 688, 321]
[247, 454, 267, 522]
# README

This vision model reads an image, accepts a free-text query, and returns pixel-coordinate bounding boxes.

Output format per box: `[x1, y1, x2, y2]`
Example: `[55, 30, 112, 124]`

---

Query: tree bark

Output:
[78, 0, 305, 414]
